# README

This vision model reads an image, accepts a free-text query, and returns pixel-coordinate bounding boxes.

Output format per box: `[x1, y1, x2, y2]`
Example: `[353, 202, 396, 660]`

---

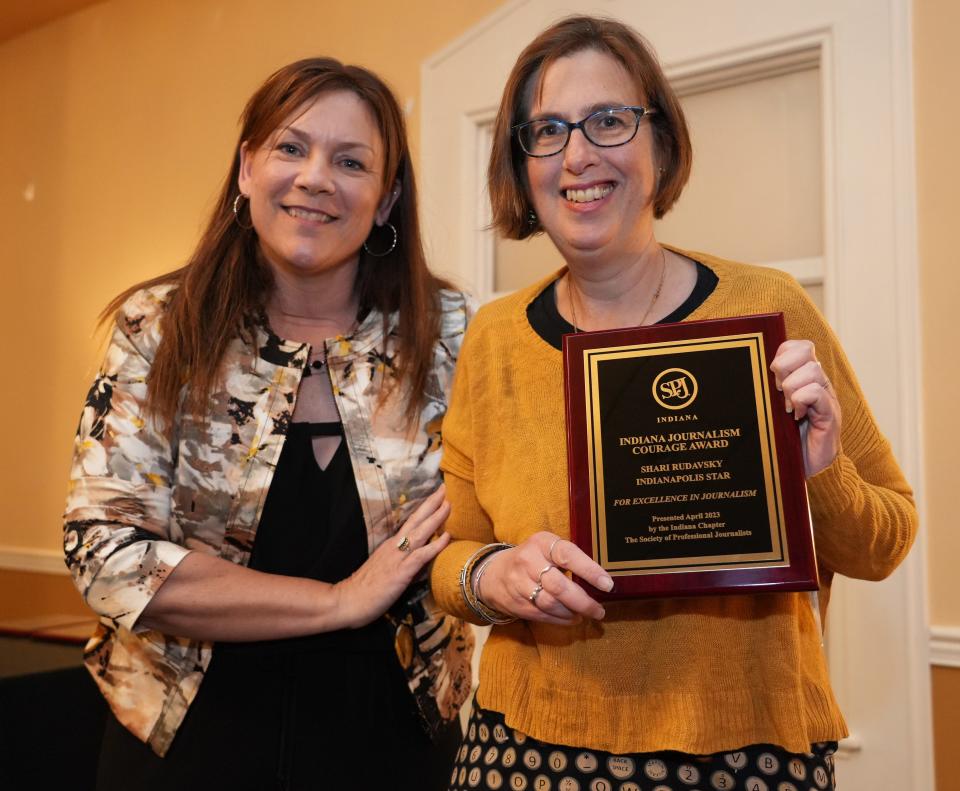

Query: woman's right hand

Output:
[334, 485, 451, 629]
[475, 532, 613, 625]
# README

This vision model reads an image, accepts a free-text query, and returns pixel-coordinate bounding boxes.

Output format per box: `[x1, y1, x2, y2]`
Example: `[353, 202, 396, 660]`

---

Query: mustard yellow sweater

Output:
[431, 250, 917, 755]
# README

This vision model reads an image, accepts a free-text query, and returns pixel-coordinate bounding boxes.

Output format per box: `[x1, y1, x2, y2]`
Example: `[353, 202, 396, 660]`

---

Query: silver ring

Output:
[547, 537, 563, 565]
[528, 584, 543, 604]
[815, 361, 830, 386]
[537, 564, 555, 585]
[397, 535, 411, 553]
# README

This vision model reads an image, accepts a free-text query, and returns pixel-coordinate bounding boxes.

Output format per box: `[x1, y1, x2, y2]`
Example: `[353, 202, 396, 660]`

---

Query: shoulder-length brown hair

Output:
[104, 57, 447, 427]
[489, 15, 693, 240]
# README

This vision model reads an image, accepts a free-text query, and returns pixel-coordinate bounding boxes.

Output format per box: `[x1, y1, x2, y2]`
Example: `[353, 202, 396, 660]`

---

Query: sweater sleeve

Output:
[63, 294, 190, 631]
[783, 286, 918, 581]
[430, 324, 500, 624]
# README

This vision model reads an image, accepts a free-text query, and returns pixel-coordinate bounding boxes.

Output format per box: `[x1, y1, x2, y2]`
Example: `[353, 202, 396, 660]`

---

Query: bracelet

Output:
[459, 543, 516, 625]
[472, 554, 500, 606]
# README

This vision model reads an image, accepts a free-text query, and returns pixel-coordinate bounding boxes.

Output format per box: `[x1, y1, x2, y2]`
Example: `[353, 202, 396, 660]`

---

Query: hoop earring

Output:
[233, 194, 253, 230]
[363, 221, 398, 257]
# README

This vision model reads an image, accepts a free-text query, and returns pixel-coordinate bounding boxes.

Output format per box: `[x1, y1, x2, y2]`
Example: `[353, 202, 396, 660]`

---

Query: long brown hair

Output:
[488, 15, 693, 239]
[103, 57, 448, 427]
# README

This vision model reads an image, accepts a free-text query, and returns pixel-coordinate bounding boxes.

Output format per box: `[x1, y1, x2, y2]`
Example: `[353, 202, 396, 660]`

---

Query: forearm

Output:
[138, 552, 352, 641]
[808, 449, 917, 580]
[790, 312, 919, 580]
[139, 485, 454, 640]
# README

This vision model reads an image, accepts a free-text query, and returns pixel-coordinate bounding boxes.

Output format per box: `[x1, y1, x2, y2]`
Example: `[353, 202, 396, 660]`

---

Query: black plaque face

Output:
[564, 314, 817, 599]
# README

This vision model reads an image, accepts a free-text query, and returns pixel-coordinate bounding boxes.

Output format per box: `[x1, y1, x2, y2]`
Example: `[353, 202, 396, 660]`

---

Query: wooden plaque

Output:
[563, 313, 818, 599]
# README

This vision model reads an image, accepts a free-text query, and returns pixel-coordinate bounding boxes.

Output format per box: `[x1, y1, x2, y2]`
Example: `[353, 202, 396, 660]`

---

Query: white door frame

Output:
[421, 2, 930, 788]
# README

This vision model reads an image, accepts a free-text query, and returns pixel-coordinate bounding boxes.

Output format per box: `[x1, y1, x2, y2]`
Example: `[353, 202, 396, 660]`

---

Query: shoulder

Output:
[113, 283, 176, 331]
[463, 270, 561, 345]
[110, 283, 177, 357]
[677, 246, 838, 349]
[680, 248, 800, 292]
[437, 288, 477, 339]
[675, 246, 816, 313]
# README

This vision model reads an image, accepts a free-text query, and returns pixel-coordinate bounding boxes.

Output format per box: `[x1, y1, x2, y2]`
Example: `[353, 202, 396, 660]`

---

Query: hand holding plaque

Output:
[563, 313, 818, 599]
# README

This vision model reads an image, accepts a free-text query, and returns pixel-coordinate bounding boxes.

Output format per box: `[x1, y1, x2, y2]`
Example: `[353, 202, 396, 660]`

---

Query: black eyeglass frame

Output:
[512, 105, 658, 158]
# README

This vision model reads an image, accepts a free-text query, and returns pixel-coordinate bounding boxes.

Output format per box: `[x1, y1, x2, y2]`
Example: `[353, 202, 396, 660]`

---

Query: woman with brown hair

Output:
[64, 57, 473, 790]
[431, 16, 917, 791]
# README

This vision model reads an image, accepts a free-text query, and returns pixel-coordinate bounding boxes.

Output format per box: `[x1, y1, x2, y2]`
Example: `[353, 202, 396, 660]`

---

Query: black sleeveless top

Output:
[222, 420, 394, 656]
[98, 422, 460, 790]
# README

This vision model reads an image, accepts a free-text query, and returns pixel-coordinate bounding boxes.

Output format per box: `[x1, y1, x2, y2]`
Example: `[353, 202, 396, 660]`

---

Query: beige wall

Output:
[5, 0, 951, 610]
[915, 0, 960, 629]
[0, 0, 503, 557]
[0, 0, 957, 782]
[933, 666, 960, 791]
[915, 1, 960, 787]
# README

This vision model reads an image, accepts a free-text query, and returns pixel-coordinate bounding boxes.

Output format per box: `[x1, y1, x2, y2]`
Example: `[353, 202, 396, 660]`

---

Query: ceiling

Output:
[0, 0, 104, 44]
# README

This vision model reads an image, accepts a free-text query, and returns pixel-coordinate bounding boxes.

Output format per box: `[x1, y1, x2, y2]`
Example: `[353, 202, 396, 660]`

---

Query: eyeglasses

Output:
[513, 106, 657, 157]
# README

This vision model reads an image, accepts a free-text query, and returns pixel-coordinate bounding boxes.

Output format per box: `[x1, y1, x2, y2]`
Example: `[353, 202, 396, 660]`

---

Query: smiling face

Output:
[238, 90, 396, 281]
[524, 48, 659, 264]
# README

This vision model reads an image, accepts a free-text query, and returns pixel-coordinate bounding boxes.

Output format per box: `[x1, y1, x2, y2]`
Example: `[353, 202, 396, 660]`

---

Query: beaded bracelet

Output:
[459, 543, 516, 624]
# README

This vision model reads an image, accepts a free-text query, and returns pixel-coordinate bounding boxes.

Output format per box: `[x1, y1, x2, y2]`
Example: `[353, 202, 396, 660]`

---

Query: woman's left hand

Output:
[770, 340, 842, 477]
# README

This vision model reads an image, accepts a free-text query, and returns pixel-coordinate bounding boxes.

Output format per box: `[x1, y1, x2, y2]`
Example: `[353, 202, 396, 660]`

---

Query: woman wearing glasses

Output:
[64, 58, 473, 790]
[431, 16, 916, 791]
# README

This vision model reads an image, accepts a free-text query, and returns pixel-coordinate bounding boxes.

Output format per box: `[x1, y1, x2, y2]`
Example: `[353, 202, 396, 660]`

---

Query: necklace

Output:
[301, 351, 327, 378]
[567, 246, 668, 333]
[276, 307, 347, 322]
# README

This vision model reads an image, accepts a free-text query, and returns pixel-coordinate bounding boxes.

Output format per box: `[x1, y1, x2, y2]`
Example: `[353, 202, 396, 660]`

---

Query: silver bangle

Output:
[472, 552, 504, 607]
[459, 543, 516, 625]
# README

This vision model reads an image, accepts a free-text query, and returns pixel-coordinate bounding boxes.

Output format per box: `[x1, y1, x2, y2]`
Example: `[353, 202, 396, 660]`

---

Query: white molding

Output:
[0, 545, 68, 575]
[471, 113, 497, 301]
[888, 3, 934, 790]
[422, 0, 530, 70]
[931, 626, 960, 669]
[759, 256, 824, 286]
[669, 37, 822, 97]
[818, 28, 838, 324]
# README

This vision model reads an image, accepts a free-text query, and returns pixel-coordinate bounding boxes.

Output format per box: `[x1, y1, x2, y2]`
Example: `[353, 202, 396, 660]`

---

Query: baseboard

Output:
[0, 546, 68, 575]
[930, 625, 960, 669]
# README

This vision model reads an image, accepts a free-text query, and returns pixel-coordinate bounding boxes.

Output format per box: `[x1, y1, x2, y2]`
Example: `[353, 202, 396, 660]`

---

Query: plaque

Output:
[563, 313, 817, 599]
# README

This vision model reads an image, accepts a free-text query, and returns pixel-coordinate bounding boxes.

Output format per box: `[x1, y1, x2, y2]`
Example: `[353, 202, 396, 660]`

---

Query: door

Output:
[420, 2, 930, 788]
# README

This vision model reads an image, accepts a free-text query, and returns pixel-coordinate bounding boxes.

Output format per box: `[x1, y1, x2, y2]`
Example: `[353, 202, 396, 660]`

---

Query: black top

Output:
[222, 421, 393, 654]
[527, 261, 718, 348]
[96, 423, 460, 790]
[249, 423, 367, 582]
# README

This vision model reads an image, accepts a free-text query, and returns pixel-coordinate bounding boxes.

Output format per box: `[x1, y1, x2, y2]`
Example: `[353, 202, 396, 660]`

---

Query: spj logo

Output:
[652, 367, 698, 410]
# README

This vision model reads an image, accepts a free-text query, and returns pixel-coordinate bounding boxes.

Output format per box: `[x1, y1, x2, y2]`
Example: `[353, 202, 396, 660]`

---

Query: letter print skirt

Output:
[448, 705, 837, 791]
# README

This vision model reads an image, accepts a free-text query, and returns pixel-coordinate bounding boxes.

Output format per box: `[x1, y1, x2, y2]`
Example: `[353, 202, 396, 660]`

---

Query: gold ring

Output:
[528, 584, 543, 604]
[537, 564, 555, 585]
[397, 535, 411, 553]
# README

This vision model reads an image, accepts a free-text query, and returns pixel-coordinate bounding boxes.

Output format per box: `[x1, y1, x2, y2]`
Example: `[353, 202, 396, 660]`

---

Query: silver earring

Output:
[527, 209, 538, 227]
[233, 194, 253, 230]
[363, 221, 398, 257]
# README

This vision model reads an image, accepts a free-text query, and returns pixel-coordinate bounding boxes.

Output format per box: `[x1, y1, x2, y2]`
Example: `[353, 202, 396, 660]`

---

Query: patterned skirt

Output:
[448, 705, 837, 791]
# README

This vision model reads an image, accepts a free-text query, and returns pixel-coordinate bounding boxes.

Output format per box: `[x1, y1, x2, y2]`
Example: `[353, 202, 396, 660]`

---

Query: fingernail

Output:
[785, 401, 793, 413]
[597, 575, 614, 592]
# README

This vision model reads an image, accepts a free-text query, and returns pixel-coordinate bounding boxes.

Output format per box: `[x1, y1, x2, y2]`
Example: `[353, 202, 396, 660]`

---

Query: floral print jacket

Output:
[63, 284, 476, 756]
